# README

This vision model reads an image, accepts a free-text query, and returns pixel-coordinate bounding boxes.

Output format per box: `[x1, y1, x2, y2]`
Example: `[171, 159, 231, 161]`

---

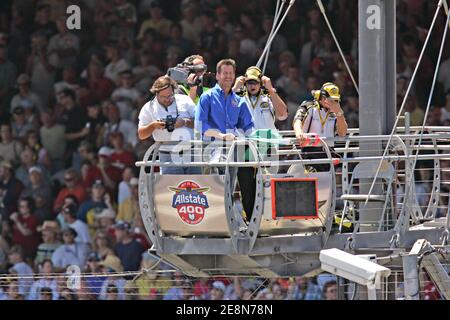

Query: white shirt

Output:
[138, 94, 195, 150]
[28, 279, 59, 300]
[51, 243, 88, 269]
[302, 106, 337, 146]
[244, 94, 276, 130]
[10, 91, 45, 113]
[12, 262, 34, 296]
[118, 181, 131, 204]
[104, 119, 138, 148]
[69, 220, 91, 245]
[105, 59, 131, 85]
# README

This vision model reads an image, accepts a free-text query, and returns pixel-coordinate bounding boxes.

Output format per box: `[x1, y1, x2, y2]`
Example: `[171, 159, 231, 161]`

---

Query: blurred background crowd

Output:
[0, 0, 448, 300]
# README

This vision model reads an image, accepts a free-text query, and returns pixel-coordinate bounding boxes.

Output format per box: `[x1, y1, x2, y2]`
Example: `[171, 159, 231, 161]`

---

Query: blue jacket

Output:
[195, 84, 254, 138]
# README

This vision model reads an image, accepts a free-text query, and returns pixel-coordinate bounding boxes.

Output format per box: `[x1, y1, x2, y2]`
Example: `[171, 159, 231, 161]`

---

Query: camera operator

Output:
[169, 55, 215, 103]
[138, 75, 200, 174]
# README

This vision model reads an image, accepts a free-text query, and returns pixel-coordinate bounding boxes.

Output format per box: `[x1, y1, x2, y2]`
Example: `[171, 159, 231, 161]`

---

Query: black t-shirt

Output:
[62, 105, 87, 150]
[114, 239, 145, 272]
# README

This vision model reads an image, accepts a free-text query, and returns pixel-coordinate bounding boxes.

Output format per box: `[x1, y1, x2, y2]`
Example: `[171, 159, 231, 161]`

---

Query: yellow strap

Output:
[247, 92, 261, 109]
[317, 107, 331, 130]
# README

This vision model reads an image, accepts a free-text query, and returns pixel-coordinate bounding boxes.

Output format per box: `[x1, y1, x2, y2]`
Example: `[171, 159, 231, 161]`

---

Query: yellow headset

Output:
[312, 82, 341, 102]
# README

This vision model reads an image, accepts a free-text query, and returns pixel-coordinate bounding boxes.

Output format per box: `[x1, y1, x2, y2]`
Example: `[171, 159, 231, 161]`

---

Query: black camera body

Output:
[193, 72, 216, 88]
[167, 64, 216, 87]
[160, 115, 177, 132]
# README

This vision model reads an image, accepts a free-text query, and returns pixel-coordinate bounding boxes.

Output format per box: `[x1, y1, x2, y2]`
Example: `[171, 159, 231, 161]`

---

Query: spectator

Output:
[111, 70, 141, 121]
[132, 49, 163, 94]
[55, 195, 78, 231]
[77, 179, 109, 224]
[62, 203, 91, 245]
[113, 221, 145, 272]
[10, 197, 40, 258]
[10, 73, 44, 114]
[84, 251, 107, 299]
[165, 23, 192, 57]
[15, 147, 51, 189]
[54, 66, 80, 100]
[117, 177, 139, 224]
[11, 106, 37, 140]
[85, 103, 108, 149]
[53, 168, 87, 213]
[290, 276, 323, 300]
[0, 123, 24, 166]
[26, 32, 58, 109]
[403, 95, 425, 126]
[38, 287, 54, 300]
[51, 227, 88, 271]
[103, 101, 138, 149]
[0, 42, 17, 111]
[323, 280, 337, 300]
[179, 4, 201, 48]
[92, 230, 115, 258]
[163, 271, 186, 300]
[138, 1, 173, 40]
[7, 245, 34, 296]
[440, 92, 450, 123]
[85, 57, 116, 103]
[210, 281, 226, 300]
[21, 166, 52, 222]
[34, 220, 61, 266]
[0, 160, 24, 215]
[58, 288, 77, 300]
[47, 15, 80, 69]
[25, 130, 51, 170]
[98, 255, 126, 300]
[110, 132, 135, 172]
[59, 88, 88, 155]
[39, 111, 66, 173]
[28, 259, 59, 300]
[32, 4, 57, 42]
[94, 208, 116, 235]
[117, 167, 134, 204]
[0, 278, 22, 300]
[104, 41, 131, 85]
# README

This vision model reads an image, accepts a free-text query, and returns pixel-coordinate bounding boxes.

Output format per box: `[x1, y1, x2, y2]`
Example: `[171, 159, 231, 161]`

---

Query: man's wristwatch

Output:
[335, 110, 345, 117]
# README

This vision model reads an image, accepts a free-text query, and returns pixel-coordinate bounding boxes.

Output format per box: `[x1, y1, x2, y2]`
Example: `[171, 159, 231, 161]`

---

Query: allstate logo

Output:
[169, 181, 210, 225]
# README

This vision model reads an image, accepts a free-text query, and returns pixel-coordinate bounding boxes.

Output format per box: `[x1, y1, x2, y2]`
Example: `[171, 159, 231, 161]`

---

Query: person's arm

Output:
[293, 107, 308, 145]
[65, 127, 89, 141]
[262, 76, 288, 121]
[10, 213, 32, 236]
[204, 129, 235, 140]
[97, 165, 116, 189]
[38, 48, 54, 73]
[138, 120, 165, 140]
[232, 76, 245, 93]
[322, 99, 348, 137]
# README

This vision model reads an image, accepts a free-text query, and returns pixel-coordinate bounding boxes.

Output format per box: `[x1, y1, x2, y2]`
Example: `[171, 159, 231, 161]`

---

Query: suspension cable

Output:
[256, 0, 295, 69]
[352, 0, 444, 237]
[401, 2, 450, 232]
[261, 0, 282, 74]
[316, 0, 359, 95]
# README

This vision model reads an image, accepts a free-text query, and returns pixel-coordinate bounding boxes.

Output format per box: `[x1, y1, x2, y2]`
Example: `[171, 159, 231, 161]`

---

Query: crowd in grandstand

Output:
[0, 0, 448, 299]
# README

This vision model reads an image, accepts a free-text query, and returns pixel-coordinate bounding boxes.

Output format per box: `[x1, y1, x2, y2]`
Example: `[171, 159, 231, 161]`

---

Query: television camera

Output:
[167, 63, 216, 88]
